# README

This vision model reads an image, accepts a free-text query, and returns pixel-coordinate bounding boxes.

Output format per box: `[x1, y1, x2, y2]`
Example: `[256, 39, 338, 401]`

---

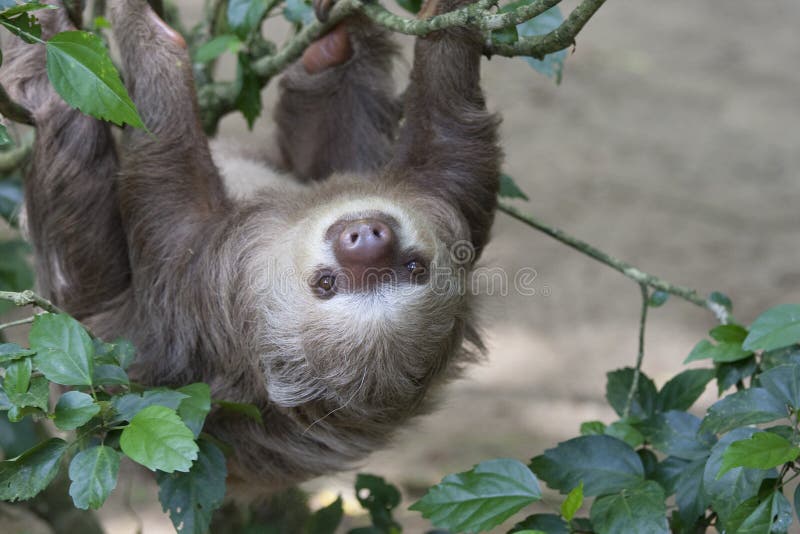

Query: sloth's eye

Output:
[318, 275, 335, 291]
[406, 260, 426, 275]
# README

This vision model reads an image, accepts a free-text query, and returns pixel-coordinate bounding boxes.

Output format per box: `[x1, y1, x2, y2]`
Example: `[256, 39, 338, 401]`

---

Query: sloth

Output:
[1, 0, 500, 491]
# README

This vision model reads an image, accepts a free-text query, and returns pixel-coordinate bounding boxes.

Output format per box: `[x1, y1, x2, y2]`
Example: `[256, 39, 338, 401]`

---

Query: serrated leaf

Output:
[656, 368, 714, 412]
[605, 367, 657, 419]
[718, 432, 800, 477]
[509, 513, 568, 534]
[0, 12, 42, 44]
[45, 31, 144, 128]
[636, 411, 716, 460]
[6, 375, 49, 412]
[589, 480, 669, 534]
[177, 383, 211, 438]
[410, 458, 541, 532]
[305, 495, 344, 534]
[700, 388, 787, 434]
[757, 363, 800, 409]
[743, 304, 800, 352]
[157, 439, 227, 534]
[709, 324, 748, 344]
[111, 389, 189, 422]
[194, 34, 242, 63]
[356, 473, 401, 531]
[498, 173, 529, 201]
[120, 405, 199, 473]
[604, 421, 644, 448]
[702, 427, 772, 525]
[29, 313, 94, 386]
[68, 445, 119, 509]
[579, 420, 605, 436]
[530, 435, 643, 496]
[0, 438, 68, 500]
[716, 356, 757, 395]
[560, 482, 583, 521]
[3, 357, 31, 396]
[228, 0, 268, 38]
[54, 390, 101, 430]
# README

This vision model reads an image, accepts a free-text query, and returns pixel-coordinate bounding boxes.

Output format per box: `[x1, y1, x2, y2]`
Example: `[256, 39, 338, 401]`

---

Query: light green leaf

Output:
[683, 338, 751, 364]
[709, 324, 748, 344]
[194, 34, 242, 63]
[604, 421, 644, 448]
[0, 438, 68, 501]
[579, 420, 605, 436]
[589, 480, 669, 534]
[46, 31, 144, 128]
[3, 357, 32, 396]
[68, 445, 120, 510]
[743, 304, 800, 352]
[410, 458, 542, 532]
[177, 383, 211, 438]
[228, 0, 268, 38]
[0, 2, 56, 17]
[700, 388, 787, 434]
[29, 313, 94, 386]
[120, 405, 199, 473]
[156, 439, 227, 534]
[560, 481, 583, 521]
[718, 432, 800, 477]
[54, 391, 100, 430]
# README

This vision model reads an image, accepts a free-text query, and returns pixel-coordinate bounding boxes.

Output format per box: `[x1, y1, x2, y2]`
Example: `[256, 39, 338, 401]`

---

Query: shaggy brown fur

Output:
[1, 0, 501, 492]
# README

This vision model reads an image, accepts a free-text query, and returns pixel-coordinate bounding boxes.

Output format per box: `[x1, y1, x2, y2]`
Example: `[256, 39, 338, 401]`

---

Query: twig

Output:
[0, 290, 64, 314]
[498, 202, 728, 323]
[0, 83, 34, 126]
[0, 315, 36, 331]
[623, 284, 649, 419]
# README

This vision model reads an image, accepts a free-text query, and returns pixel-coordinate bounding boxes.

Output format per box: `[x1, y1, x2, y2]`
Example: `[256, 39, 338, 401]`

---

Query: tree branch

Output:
[498, 202, 729, 323]
[0, 290, 64, 314]
[0, 315, 36, 331]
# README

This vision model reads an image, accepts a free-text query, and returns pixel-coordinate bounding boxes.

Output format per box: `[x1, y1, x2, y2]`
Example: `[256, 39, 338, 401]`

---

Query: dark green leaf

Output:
[637, 449, 658, 480]
[716, 356, 757, 394]
[29, 313, 94, 386]
[228, 0, 268, 38]
[0, 412, 38, 457]
[410, 459, 541, 532]
[215, 399, 263, 423]
[684, 339, 751, 364]
[356, 473, 401, 531]
[589, 480, 669, 534]
[606, 367, 657, 419]
[6, 375, 49, 411]
[604, 421, 644, 448]
[68, 445, 119, 510]
[719, 432, 800, 477]
[234, 54, 262, 129]
[111, 389, 189, 422]
[194, 34, 242, 63]
[672, 458, 709, 526]
[652, 456, 690, 495]
[93, 364, 129, 385]
[305, 495, 343, 534]
[517, 7, 567, 83]
[757, 363, 800, 409]
[0, 2, 56, 17]
[530, 435, 643, 496]
[395, 0, 422, 14]
[700, 388, 787, 434]
[509, 513, 568, 534]
[0, 13, 42, 44]
[743, 304, 800, 352]
[656, 368, 714, 412]
[771, 490, 792, 533]
[702, 427, 772, 525]
[724, 491, 791, 534]
[709, 324, 748, 344]
[46, 31, 144, 128]
[761, 346, 800, 371]
[0, 438, 68, 500]
[560, 481, 583, 521]
[648, 290, 669, 308]
[111, 339, 136, 369]
[177, 383, 211, 438]
[4, 358, 31, 396]
[157, 439, 227, 534]
[579, 420, 605, 436]
[119, 405, 199, 472]
[709, 291, 733, 313]
[636, 411, 715, 460]
[0, 240, 33, 313]
[54, 390, 101, 430]
[498, 173, 529, 201]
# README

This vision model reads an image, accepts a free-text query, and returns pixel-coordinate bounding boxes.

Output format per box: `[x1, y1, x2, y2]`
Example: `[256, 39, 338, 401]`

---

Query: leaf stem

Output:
[0, 315, 36, 331]
[623, 284, 649, 419]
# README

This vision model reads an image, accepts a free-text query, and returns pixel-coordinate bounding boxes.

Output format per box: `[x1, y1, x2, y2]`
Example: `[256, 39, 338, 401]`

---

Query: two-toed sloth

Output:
[2, 0, 500, 491]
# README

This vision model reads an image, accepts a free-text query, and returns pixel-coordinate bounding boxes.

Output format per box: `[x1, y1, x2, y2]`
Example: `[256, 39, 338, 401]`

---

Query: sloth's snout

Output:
[334, 218, 395, 269]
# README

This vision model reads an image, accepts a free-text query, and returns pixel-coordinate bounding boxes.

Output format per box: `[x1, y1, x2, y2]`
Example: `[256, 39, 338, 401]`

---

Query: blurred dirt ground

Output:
[3, 0, 800, 531]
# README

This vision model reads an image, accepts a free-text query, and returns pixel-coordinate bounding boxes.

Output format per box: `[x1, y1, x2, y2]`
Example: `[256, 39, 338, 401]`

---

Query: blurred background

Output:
[2, 0, 799, 531]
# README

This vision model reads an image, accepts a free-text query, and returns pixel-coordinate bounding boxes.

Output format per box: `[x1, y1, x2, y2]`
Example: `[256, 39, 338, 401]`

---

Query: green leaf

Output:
[683, 338, 751, 364]
[579, 420, 605, 436]
[68, 445, 120, 510]
[529, 435, 643, 496]
[45, 31, 144, 128]
[194, 34, 243, 63]
[636, 411, 716, 460]
[724, 491, 792, 534]
[702, 427, 772, 525]
[29, 313, 94, 386]
[492, 25, 518, 45]
[54, 391, 101, 430]
[509, 513, 568, 534]
[589, 480, 669, 534]
[517, 7, 567, 83]
[648, 290, 669, 308]
[0, 412, 38, 457]
[3, 357, 32, 396]
[235, 54, 262, 129]
[709, 324, 748, 344]
[604, 421, 644, 448]
[120, 405, 199, 473]
[228, 0, 268, 38]
[672, 457, 709, 526]
[0, 438, 68, 501]
[410, 458, 541, 532]
[605, 367, 657, 419]
[282, 0, 314, 25]
[743, 304, 800, 352]
[498, 173, 529, 201]
[560, 482, 583, 522]
[0, 343, 34, 364]
[110, 339, 136, 369]
[637, 449, 658, 479]
[92, 364, 129, 385]
[716, 356, 757, 395]
[305, 495, 344, 534]
[395, 0, 421, 13]
[177, 383, 211, 438]
[0, 2, 57, 17]
[700, 388, 787, 434]
[656, 368, 714, 412]
[757, 363, 800, 409]
[6, 375, 49, 412]
[356, 473, 401, 531]
[111, 389, 190, 422]
[709, 291, 733, 313]
[718, 432, 800, 477]
[157, 439, 227, 534]
[215, 399, 263, 423]
[0, 12, 42, 44]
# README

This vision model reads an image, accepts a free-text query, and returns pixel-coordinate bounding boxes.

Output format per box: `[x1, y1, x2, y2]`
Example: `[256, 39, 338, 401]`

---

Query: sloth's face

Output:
[254, 192, 475, 412]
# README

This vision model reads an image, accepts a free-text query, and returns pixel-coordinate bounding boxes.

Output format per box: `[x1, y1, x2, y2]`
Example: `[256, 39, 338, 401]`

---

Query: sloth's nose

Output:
[334, 218, 395, 270]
